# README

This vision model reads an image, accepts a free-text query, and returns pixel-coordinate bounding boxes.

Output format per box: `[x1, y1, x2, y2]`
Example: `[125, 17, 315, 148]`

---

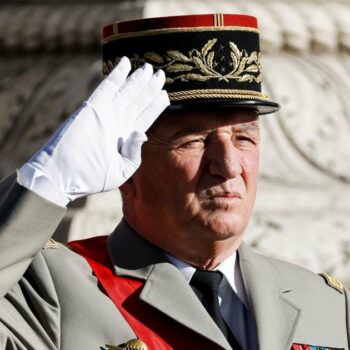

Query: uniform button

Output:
[106, 339, 148, 350]
[123, 339, 148, 350]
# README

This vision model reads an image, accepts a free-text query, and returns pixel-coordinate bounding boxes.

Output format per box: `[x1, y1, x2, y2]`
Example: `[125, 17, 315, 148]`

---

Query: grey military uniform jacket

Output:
[1, 173, 350, 350]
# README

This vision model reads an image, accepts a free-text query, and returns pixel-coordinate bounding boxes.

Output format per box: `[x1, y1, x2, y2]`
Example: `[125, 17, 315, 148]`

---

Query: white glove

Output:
[17, 57, 170, 207]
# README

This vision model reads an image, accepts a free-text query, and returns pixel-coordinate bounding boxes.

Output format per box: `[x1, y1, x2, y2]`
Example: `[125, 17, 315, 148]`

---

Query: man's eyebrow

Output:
[173, 126, 209, 138]
[233, 122, 260, 132]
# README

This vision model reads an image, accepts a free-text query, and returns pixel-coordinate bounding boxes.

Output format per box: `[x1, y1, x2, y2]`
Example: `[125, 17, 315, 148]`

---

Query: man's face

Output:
[123, 109, 260, 258]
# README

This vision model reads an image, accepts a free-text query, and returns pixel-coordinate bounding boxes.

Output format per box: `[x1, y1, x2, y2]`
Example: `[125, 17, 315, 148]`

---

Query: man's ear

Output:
[119, 177, 136, 200]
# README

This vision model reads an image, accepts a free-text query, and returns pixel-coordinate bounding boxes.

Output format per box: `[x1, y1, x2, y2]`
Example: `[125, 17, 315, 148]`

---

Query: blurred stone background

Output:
[1, 0, 350, 285]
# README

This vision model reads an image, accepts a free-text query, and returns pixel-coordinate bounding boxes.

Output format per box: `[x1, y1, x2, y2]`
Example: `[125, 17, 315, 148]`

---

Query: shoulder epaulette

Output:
[319, 273, 344, 294]
[43, 238, 59, 249]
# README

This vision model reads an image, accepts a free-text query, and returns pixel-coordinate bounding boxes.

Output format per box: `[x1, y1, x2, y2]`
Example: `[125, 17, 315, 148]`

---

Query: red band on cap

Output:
[102, 14, 257, 39]
[103, 25, 114, 39]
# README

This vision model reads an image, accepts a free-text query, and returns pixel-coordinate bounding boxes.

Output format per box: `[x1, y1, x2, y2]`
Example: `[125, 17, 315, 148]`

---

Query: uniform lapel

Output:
[107, 220, 232, 350]
[238, 243, 301, 350]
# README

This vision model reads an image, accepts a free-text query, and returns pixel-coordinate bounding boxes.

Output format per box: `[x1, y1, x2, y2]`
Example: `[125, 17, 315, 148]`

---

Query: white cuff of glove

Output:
[17, 166, 70, 207]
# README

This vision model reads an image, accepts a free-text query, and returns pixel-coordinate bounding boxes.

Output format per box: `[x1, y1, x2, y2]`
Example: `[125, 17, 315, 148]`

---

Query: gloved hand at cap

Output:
[17, 57, 170, 207]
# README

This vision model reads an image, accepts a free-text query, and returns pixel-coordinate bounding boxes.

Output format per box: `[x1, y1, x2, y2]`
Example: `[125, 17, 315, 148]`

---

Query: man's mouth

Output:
[209, 191, 242, 199]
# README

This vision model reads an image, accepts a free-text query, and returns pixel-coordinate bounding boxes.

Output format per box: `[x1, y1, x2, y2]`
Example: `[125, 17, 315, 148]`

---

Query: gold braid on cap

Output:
[169, 89, 268, 101]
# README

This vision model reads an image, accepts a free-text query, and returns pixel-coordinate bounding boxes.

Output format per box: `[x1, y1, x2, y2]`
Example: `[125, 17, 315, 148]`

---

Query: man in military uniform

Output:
[0, 14, 349, 350]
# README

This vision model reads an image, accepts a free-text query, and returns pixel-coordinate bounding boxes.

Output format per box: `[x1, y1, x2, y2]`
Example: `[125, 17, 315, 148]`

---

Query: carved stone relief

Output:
[261, 54, 350, 185]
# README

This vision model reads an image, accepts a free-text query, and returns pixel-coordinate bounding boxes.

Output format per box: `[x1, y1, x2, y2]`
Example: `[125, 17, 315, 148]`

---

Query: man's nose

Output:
[207, 139, 242, 179]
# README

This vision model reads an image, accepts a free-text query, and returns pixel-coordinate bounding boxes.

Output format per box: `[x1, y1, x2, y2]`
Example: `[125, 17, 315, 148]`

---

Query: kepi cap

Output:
[102, 14, 280, 115]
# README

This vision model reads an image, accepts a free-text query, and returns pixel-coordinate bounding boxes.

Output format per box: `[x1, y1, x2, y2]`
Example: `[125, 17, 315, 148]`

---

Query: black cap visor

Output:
[169, 98, 280, 115]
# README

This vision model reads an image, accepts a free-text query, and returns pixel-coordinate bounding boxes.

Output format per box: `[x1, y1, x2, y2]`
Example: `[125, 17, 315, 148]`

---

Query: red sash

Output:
[68, 236, 224, 350]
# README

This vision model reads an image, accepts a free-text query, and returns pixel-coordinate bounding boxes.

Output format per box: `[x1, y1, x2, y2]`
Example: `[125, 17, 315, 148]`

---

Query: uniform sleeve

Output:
[0, 322, 31, 350]
[0, 173, 66, 298]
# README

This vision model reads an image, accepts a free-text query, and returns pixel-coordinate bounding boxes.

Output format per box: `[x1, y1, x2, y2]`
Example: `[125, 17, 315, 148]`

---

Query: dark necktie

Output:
[190, 270, 242, 350]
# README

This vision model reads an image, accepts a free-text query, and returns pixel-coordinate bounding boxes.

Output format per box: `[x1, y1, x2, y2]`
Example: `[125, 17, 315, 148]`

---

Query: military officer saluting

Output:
[0, 14, 349, 350]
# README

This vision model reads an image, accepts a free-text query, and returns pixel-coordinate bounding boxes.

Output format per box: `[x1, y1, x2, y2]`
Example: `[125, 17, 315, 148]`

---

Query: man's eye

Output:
[181, 138, 206, 148]
[190, 138, 205, 143]
[236, 136, 256, 144]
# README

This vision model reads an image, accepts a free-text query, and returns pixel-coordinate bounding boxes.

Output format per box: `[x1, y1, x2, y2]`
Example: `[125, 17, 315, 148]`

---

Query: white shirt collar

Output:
[165, 250, 248, 306]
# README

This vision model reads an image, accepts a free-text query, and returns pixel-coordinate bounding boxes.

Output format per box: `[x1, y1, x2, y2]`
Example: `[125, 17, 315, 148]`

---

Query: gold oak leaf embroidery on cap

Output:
[103, 39, 262, 84]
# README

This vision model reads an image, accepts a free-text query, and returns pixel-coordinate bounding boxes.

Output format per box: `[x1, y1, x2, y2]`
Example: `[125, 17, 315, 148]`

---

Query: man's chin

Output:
[199, 214, 246, 241]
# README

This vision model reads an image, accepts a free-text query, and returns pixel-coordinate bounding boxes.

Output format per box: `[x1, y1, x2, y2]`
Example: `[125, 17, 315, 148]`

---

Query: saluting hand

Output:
[17, 57, 169, 206]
